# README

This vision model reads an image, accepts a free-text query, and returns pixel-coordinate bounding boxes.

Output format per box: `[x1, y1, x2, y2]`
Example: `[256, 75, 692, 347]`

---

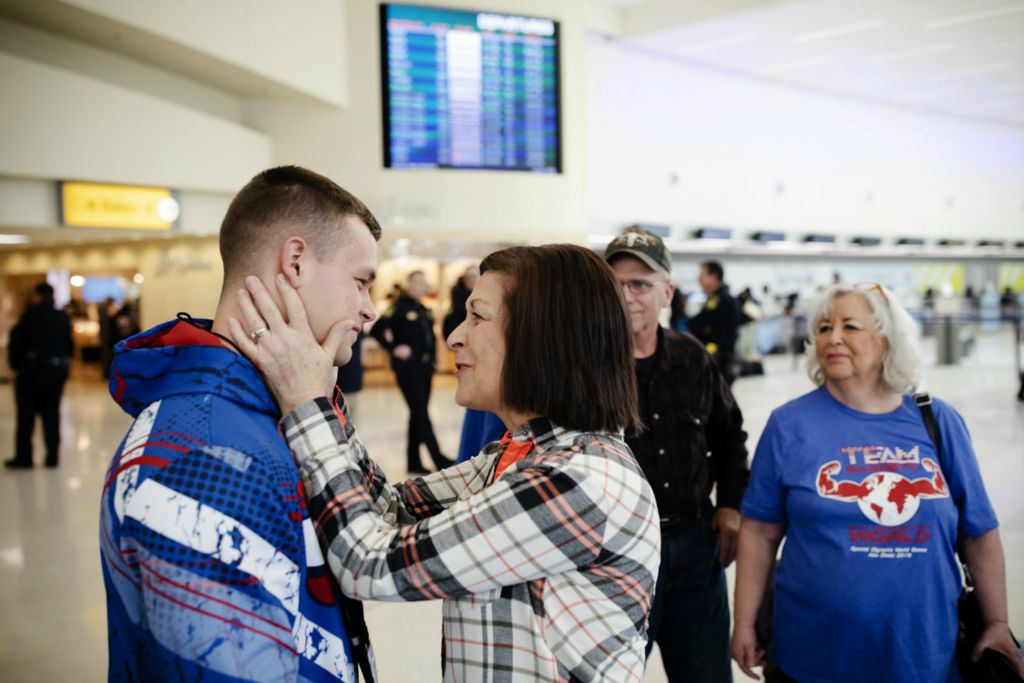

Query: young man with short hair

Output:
[100, 166, 379, 682]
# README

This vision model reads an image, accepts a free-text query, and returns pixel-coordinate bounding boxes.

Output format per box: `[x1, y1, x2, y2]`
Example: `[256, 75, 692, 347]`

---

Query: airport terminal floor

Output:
[1, 330, 1022, 682]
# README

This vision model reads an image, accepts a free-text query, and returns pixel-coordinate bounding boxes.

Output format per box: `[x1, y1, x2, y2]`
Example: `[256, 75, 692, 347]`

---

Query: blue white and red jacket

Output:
[100, 318, 374, 682]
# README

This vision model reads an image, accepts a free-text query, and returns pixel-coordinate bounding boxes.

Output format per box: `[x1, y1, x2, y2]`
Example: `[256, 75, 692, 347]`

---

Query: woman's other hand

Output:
[972, 621, 1024, 677]
[228, 274, 346, 415]
[961, 529, 1023, 677]
[731, 623, 765, 680]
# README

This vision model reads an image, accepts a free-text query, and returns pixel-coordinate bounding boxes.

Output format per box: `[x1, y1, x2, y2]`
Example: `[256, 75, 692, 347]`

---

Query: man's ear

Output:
[279, 237, 308, 287]
[662, 280, 676, 309]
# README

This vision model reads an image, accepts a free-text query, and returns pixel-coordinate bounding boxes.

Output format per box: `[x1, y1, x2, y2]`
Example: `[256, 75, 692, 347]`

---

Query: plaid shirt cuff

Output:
[281, 397, 355, 473]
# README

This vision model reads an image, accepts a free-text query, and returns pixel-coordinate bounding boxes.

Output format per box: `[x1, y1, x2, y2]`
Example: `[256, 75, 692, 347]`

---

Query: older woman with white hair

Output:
[731, 283, 1023, 683]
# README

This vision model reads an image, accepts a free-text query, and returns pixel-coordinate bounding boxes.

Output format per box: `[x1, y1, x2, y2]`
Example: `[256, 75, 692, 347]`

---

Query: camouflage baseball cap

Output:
[604, 229, 671, 274]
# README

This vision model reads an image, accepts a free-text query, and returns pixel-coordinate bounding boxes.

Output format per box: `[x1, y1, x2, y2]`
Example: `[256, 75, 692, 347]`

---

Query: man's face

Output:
[610, 256, 673, 342]
[300, 217, 379, 366]
[698, 266, 719, 295]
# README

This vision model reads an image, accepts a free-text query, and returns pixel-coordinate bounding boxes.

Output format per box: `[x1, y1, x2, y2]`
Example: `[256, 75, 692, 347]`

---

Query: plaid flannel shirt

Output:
[283, 398, 661, 682]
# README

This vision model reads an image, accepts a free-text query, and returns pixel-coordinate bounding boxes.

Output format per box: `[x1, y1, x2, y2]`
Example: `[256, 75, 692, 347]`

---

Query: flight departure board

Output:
[381, 4, 561, 173]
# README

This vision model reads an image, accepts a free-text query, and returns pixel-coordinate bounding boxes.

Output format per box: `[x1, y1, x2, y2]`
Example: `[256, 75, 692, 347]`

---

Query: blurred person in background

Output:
[733, 282, 1023, 683]
[455, 409, 505, 463]
[669, 287, 689, 333]
[371, 270, 453, 474]
[690, 260, 741, 384]
[337, 330, 365, 421]
[442, 264, 479, 340]
[5, 282, 72, 469]
[111, 300, 141, 344]
[605, 229, 749, 683]
[230, 243, 660, 681]
[99, 296, 118, 379]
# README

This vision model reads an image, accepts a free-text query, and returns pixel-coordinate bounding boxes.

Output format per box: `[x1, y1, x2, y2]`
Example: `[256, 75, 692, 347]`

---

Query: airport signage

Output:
[58, 181, 180, 230]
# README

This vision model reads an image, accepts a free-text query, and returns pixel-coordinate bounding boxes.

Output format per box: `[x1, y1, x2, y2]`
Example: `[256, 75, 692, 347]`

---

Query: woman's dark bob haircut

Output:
[480, 244, 640, 434]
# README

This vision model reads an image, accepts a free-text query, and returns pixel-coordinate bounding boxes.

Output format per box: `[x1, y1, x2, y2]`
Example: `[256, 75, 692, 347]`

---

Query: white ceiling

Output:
[607, 0, 1024, 127]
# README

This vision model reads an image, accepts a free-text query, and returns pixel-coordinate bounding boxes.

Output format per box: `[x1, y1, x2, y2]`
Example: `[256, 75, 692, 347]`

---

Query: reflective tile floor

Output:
[1, 330, 1022, 682]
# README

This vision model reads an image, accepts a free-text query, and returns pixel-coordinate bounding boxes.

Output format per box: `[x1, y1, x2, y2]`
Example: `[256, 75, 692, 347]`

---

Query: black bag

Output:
[914, 394, 1023, 683]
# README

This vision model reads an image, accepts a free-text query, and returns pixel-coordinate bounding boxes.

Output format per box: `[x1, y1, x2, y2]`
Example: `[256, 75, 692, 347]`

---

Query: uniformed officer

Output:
[370, 271, 453, 474]
[6, 282, 73, 469]
[689, 260, 741, 385]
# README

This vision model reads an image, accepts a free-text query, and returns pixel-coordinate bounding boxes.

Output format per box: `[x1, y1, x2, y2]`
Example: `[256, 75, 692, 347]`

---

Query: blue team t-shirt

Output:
[742, 386, 998, 683]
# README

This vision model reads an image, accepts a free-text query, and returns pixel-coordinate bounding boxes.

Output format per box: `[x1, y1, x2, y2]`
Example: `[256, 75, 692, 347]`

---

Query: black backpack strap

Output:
[914, 393, 971, 581]
[913, 392, 943, 467]
[339, 595, 376, 682]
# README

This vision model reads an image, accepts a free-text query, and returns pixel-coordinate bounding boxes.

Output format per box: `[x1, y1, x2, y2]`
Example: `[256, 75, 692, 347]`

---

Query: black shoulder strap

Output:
[914, 393, 970, 576]
[913, 392, 943, 468]
[338, 595, 376, 682]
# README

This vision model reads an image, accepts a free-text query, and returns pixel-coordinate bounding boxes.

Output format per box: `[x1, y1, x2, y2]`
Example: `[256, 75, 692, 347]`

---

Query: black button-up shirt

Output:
[627, 326, 749, 519]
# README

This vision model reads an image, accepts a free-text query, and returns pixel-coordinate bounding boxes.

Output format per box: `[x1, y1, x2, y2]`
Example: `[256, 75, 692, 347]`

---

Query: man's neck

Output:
[633, 327, 659, 359]
[209, 289, 244, 353]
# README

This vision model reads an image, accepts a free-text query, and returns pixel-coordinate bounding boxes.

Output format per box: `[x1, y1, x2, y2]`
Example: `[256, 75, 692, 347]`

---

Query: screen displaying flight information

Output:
[381, 4, 560, 173]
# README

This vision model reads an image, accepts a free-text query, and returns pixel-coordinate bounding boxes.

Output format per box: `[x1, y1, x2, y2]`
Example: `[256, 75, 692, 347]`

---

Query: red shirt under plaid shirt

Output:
[282, 397, 661, 682]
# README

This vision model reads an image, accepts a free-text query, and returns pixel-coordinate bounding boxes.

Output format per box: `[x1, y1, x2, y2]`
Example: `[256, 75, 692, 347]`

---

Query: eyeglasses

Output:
[619, 278, 669, 295]
[853, 281, 889, 303]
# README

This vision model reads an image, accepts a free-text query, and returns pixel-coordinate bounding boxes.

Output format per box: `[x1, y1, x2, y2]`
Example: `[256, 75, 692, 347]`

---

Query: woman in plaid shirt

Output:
[231, 244, 661, 681]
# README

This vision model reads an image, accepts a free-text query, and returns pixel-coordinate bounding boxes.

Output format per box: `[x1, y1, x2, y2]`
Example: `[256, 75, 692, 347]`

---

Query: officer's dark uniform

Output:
[689, 285, 740, 385]
[7, 294, 73, 468]
[370, 292, 451, 472]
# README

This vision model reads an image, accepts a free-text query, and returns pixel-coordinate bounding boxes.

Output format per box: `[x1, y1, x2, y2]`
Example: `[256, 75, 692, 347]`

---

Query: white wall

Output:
[244, 0, 590, 243]
[585, 33, 1024, 242]
[0, 16, 243, 122]
[62, 0, 349, 107]
[0, 51, 271, 193]
[0, 0, 352, 236]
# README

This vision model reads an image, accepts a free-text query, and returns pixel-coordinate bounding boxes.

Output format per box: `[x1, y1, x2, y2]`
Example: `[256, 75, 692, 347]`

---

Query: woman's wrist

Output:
[279, 392, 326, 416]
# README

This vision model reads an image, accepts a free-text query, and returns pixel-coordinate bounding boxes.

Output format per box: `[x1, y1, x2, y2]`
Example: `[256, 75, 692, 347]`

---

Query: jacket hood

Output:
[109, 318, 277, 419]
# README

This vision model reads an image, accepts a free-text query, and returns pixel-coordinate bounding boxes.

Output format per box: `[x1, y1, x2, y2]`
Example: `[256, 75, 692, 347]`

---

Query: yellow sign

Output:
[915, 263, 964, 294]
[998, 263, 1024, 293]
[60, 182, 179, 230]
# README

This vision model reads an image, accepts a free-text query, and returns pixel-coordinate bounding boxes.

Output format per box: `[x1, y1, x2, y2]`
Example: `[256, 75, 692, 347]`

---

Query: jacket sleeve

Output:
[343, 412, 498, 524]
[284, 398, 609, 602]
[704, 357, 749, 508]
[368, 310, 393, 353]
[7, 320, 25, 371]
[61, 312, 73, 361]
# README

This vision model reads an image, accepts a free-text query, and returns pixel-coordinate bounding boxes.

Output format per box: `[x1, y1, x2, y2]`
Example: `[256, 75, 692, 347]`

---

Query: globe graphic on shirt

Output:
[855, 472, 922, 526]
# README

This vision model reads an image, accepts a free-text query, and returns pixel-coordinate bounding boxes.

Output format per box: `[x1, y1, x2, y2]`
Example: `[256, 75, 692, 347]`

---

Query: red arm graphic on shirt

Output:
[887, 458, 947, 512]
[816, 461, 874, 500]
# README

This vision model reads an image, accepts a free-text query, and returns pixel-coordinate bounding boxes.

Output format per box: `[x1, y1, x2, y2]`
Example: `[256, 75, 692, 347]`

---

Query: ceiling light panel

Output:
[795, 18, 887, 44]
[923, 3, 1024, 30]
[932, 62, 1011, 81]
[868, 43, 956, 64]
[761, 54, 835, 74]
[672, 33, 757, 56]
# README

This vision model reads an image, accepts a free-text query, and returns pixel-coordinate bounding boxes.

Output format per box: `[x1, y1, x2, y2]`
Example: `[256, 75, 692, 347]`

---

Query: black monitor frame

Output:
[379, 3, 562, 173]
